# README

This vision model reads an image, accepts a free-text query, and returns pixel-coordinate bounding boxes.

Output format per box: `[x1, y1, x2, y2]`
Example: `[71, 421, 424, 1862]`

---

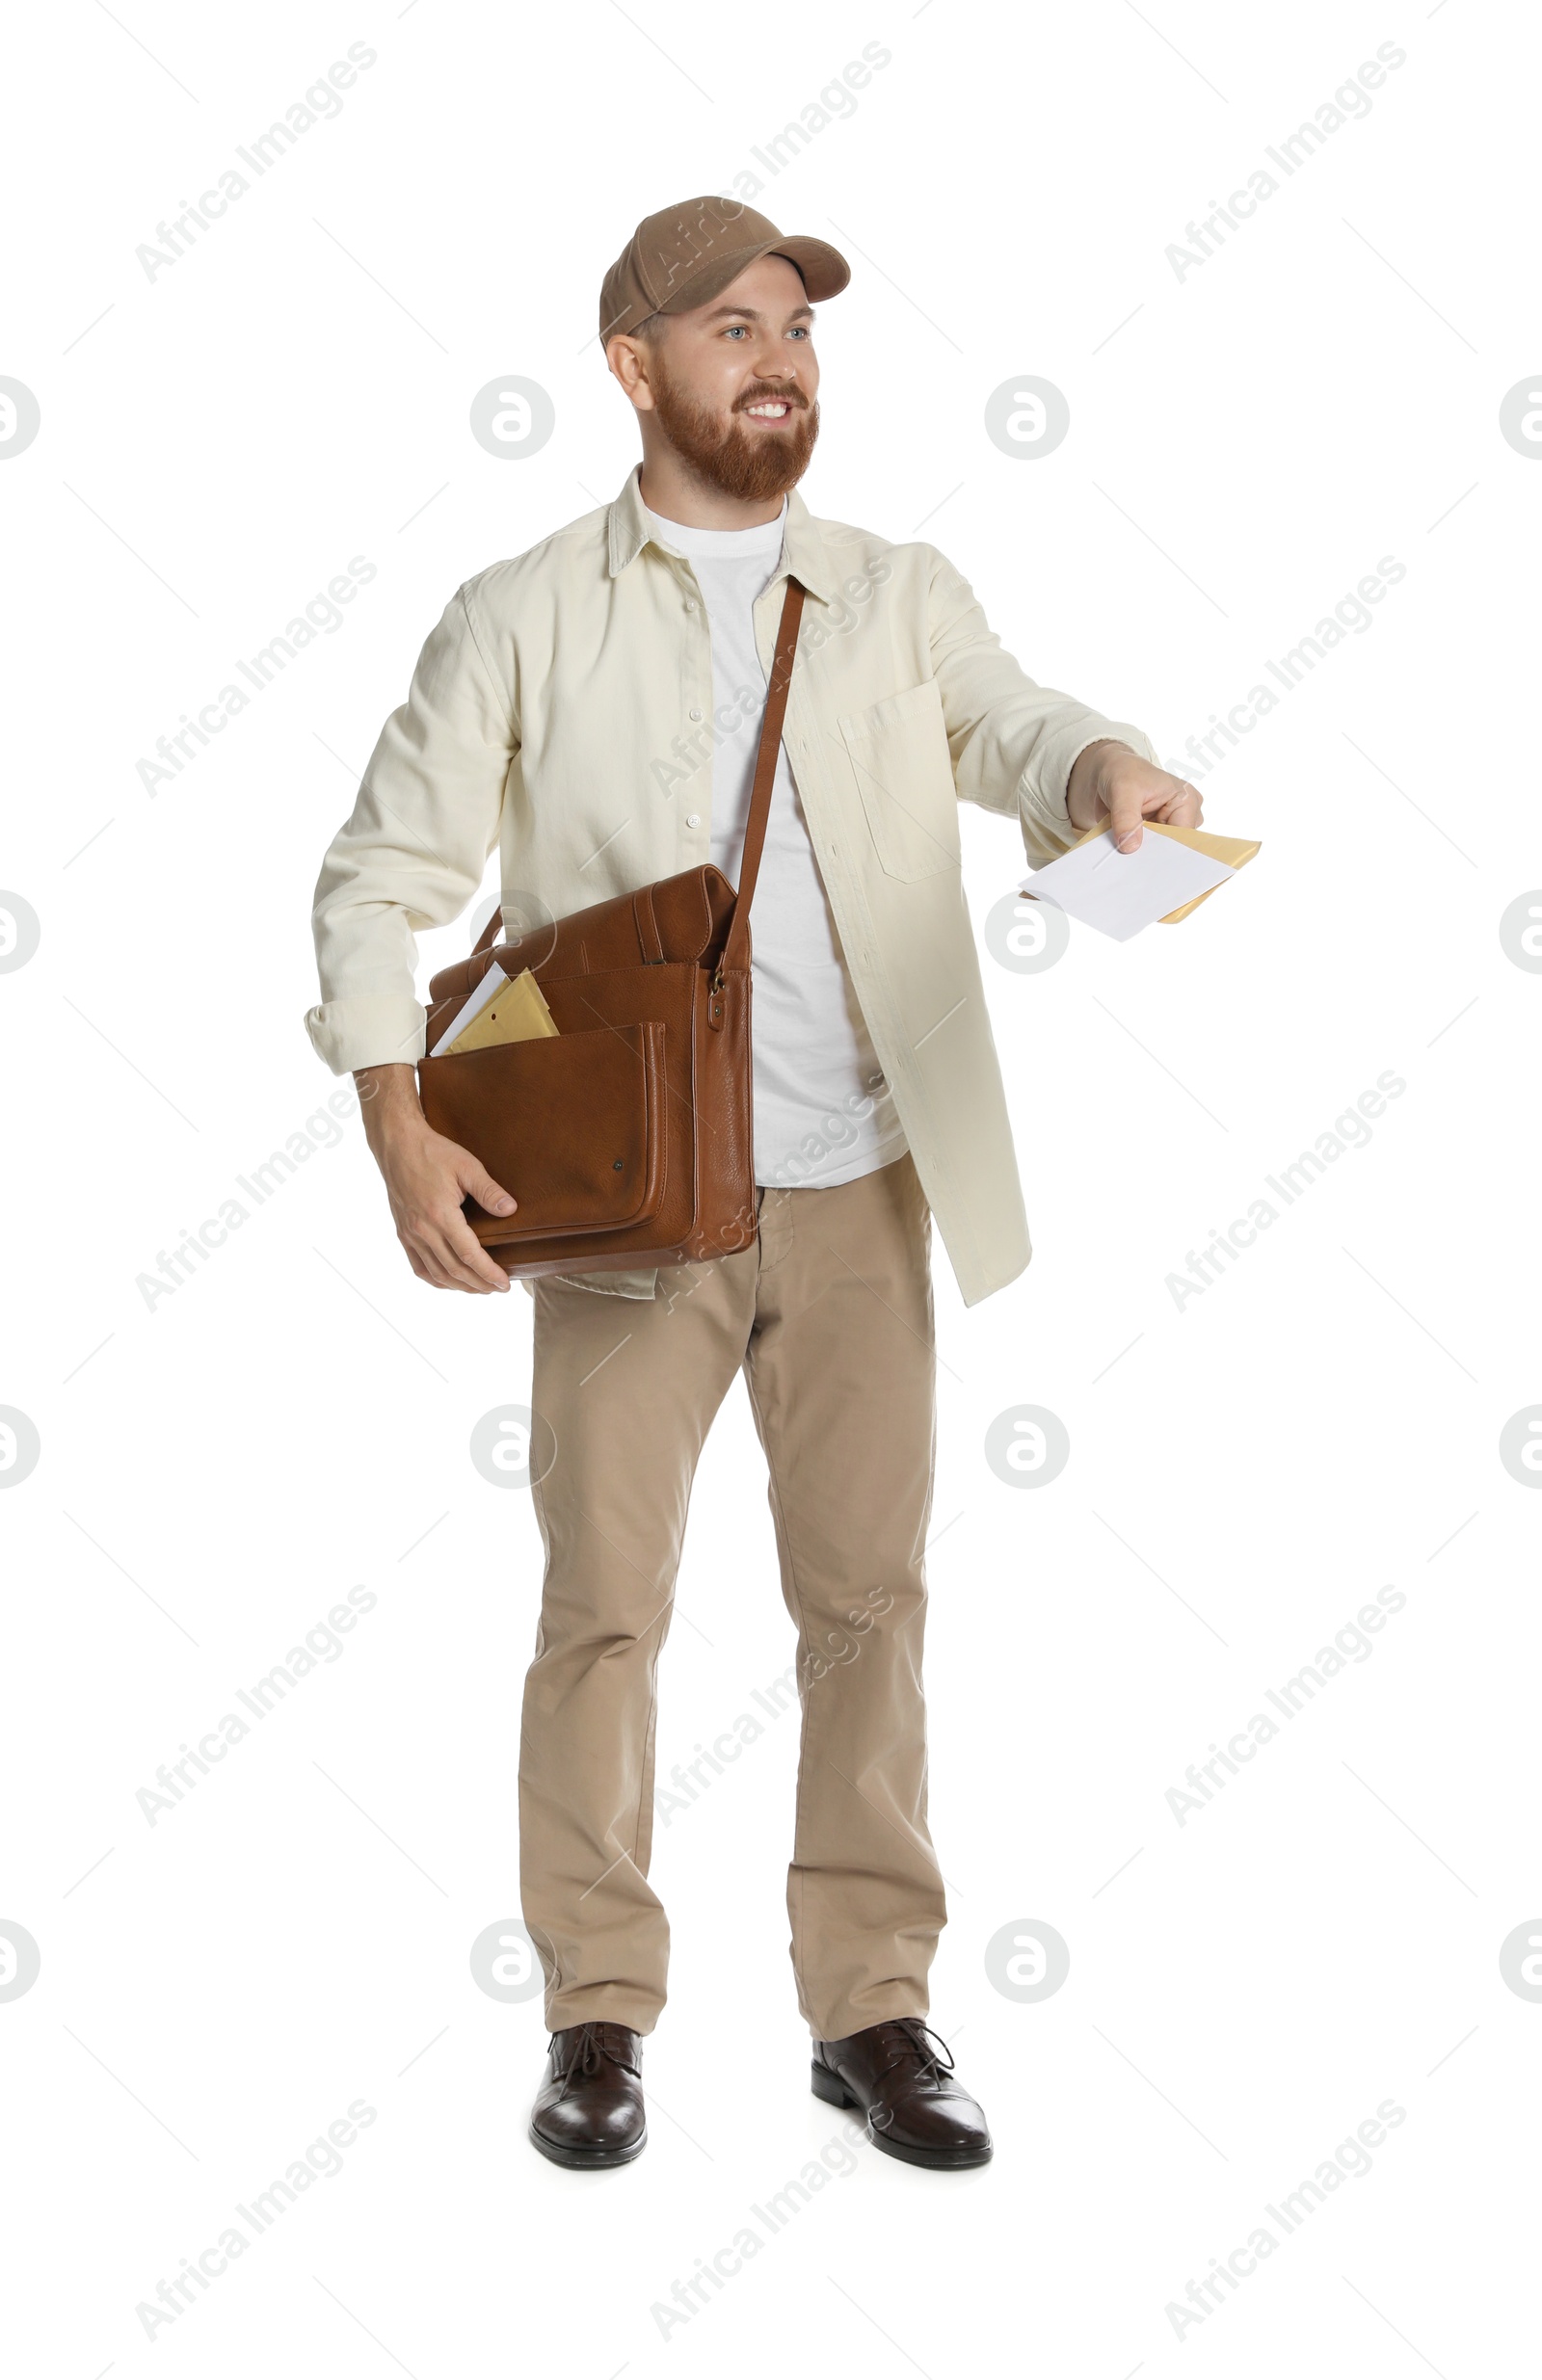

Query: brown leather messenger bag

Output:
[416, 576, 807, 1281]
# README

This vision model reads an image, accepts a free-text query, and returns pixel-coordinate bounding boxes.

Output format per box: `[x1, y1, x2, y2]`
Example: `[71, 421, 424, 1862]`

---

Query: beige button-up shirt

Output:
[306, 463, 1157, 1307]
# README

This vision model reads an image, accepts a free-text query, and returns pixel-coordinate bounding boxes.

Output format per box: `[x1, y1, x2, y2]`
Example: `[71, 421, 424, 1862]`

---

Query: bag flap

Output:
[425, 865, 735, 1014]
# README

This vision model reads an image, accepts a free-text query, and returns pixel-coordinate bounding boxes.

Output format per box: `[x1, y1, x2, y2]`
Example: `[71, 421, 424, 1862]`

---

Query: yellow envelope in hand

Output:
[443, 967, 559, 1053]
[1070, 817, 1263, 923]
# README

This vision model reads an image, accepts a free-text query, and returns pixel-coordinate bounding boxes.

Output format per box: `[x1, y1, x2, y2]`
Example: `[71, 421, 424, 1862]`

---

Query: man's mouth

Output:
[741, 397, 796, 422]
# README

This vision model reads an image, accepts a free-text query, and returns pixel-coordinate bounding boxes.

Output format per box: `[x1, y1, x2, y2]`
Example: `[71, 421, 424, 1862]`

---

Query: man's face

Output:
[618, 252, 820, 501]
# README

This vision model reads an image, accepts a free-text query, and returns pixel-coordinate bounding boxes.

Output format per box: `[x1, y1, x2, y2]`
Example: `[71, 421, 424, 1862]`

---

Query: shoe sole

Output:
[811, 2062, 993, 2169]
[528, 2122, 648, 2170]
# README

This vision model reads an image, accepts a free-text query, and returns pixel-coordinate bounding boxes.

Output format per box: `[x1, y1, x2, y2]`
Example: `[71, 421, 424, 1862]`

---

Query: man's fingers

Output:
[398, 1203, 511, 1292]
[385, 1136, 518, 1291]
[459, 1157, 517, 1218]
[1105, 792, 1146, 855]
[1156, 781, 1205, 829]
[414, 1236, 496, 1292]
[1108, 774, 1203, 852]
[403, 1232, 463, 1291]
[438, 1207, 514, 1293]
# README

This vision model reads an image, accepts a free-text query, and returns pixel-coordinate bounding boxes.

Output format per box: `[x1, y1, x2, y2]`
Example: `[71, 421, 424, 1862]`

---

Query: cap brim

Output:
[658, 234, 850, 314]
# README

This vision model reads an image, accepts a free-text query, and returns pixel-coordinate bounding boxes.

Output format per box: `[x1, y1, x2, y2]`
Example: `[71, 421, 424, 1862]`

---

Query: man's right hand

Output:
[355, 1064, 516, 1293]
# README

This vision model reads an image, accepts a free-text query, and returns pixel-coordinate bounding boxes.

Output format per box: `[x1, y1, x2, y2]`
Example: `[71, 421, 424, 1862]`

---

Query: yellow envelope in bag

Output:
[1069, 817, 1263, 922]
[442, 966, 559, 1054]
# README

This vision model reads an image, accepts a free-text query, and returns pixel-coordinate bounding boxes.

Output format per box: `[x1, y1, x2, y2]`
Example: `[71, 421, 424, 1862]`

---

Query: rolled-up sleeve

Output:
[305, 583, 516, 1075]
[925, 550, 1158, 868]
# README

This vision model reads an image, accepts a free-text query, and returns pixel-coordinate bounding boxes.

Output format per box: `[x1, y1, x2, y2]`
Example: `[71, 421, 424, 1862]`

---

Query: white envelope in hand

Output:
[1019, 829, 1236, 942]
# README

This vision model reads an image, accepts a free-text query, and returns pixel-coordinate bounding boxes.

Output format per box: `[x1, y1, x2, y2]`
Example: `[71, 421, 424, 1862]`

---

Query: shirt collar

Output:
[607, 462, 837, 605]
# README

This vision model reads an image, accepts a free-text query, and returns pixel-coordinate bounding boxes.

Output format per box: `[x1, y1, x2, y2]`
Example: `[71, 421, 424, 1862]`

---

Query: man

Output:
[306, 197, 1201, 2172]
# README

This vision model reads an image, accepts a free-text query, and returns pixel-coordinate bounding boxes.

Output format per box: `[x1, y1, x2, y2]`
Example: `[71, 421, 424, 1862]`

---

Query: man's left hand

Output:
[1065, 741, 1203, 853]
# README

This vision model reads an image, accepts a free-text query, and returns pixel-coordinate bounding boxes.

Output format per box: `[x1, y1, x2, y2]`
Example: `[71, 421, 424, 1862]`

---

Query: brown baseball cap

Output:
[599, 196, 850, 347]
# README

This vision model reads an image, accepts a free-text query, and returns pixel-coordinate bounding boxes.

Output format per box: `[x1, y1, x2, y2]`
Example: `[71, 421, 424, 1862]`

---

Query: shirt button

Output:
[686, 812, 701, 828]
[684, 598, 698, 614]
[688, 707, 704, 722]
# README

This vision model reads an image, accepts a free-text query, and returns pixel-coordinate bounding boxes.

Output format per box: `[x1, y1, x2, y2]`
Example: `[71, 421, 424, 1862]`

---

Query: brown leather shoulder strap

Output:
[720, 575, 805, 977]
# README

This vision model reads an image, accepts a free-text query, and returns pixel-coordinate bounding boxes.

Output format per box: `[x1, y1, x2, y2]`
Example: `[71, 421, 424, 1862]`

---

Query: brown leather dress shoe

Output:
[529, 2021, 647, 2169]
[811, 2019, 992, 2169]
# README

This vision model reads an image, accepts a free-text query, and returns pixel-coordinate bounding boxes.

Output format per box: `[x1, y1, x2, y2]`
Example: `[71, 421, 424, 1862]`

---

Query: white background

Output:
[2, 2, 1538, 2372]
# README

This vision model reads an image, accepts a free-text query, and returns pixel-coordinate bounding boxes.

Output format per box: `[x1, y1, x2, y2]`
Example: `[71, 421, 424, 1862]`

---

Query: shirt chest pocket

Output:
[837, 678, 961, 881]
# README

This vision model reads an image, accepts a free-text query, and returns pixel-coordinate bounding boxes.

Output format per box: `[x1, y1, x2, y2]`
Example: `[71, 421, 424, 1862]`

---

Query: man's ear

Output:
[606, 333, 657, 413]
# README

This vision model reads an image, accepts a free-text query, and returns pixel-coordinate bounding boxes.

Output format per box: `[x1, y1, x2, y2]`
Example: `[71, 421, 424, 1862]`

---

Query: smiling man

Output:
[306, 195, 1201, 2174]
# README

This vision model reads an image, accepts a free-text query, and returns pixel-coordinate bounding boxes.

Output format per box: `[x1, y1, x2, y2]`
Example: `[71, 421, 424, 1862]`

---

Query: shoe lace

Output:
[553, 2021, 634, 2093]
[874, 2018, 956, 2087]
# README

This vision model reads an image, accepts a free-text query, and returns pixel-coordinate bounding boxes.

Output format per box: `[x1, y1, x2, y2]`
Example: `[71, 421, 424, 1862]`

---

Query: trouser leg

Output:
[741, 1152, 945, 2041]
[519, 1256, 754, 2033]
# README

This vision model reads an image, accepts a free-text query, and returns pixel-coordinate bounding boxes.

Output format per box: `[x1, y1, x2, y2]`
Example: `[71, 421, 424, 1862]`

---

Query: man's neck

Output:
[637, 452, 787, 533]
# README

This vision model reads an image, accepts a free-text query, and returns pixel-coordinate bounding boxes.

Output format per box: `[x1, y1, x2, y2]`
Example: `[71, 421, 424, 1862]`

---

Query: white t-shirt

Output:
[644, 498, 909, 1190]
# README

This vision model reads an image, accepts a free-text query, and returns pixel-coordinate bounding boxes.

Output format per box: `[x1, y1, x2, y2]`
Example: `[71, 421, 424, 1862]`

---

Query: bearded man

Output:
[306, 196, 1199, 2172]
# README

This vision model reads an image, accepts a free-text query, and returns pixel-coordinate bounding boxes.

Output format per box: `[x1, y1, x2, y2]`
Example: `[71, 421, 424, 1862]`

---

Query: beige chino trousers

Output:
[518, 1151, 947, 2042]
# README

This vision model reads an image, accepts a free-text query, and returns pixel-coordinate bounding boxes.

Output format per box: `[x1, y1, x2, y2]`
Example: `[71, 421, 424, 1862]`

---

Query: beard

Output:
[648, 358, 819, 502]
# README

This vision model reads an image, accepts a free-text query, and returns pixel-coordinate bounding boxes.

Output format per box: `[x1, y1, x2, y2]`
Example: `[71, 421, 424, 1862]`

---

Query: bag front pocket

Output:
[417, 1020, 666, 1242]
